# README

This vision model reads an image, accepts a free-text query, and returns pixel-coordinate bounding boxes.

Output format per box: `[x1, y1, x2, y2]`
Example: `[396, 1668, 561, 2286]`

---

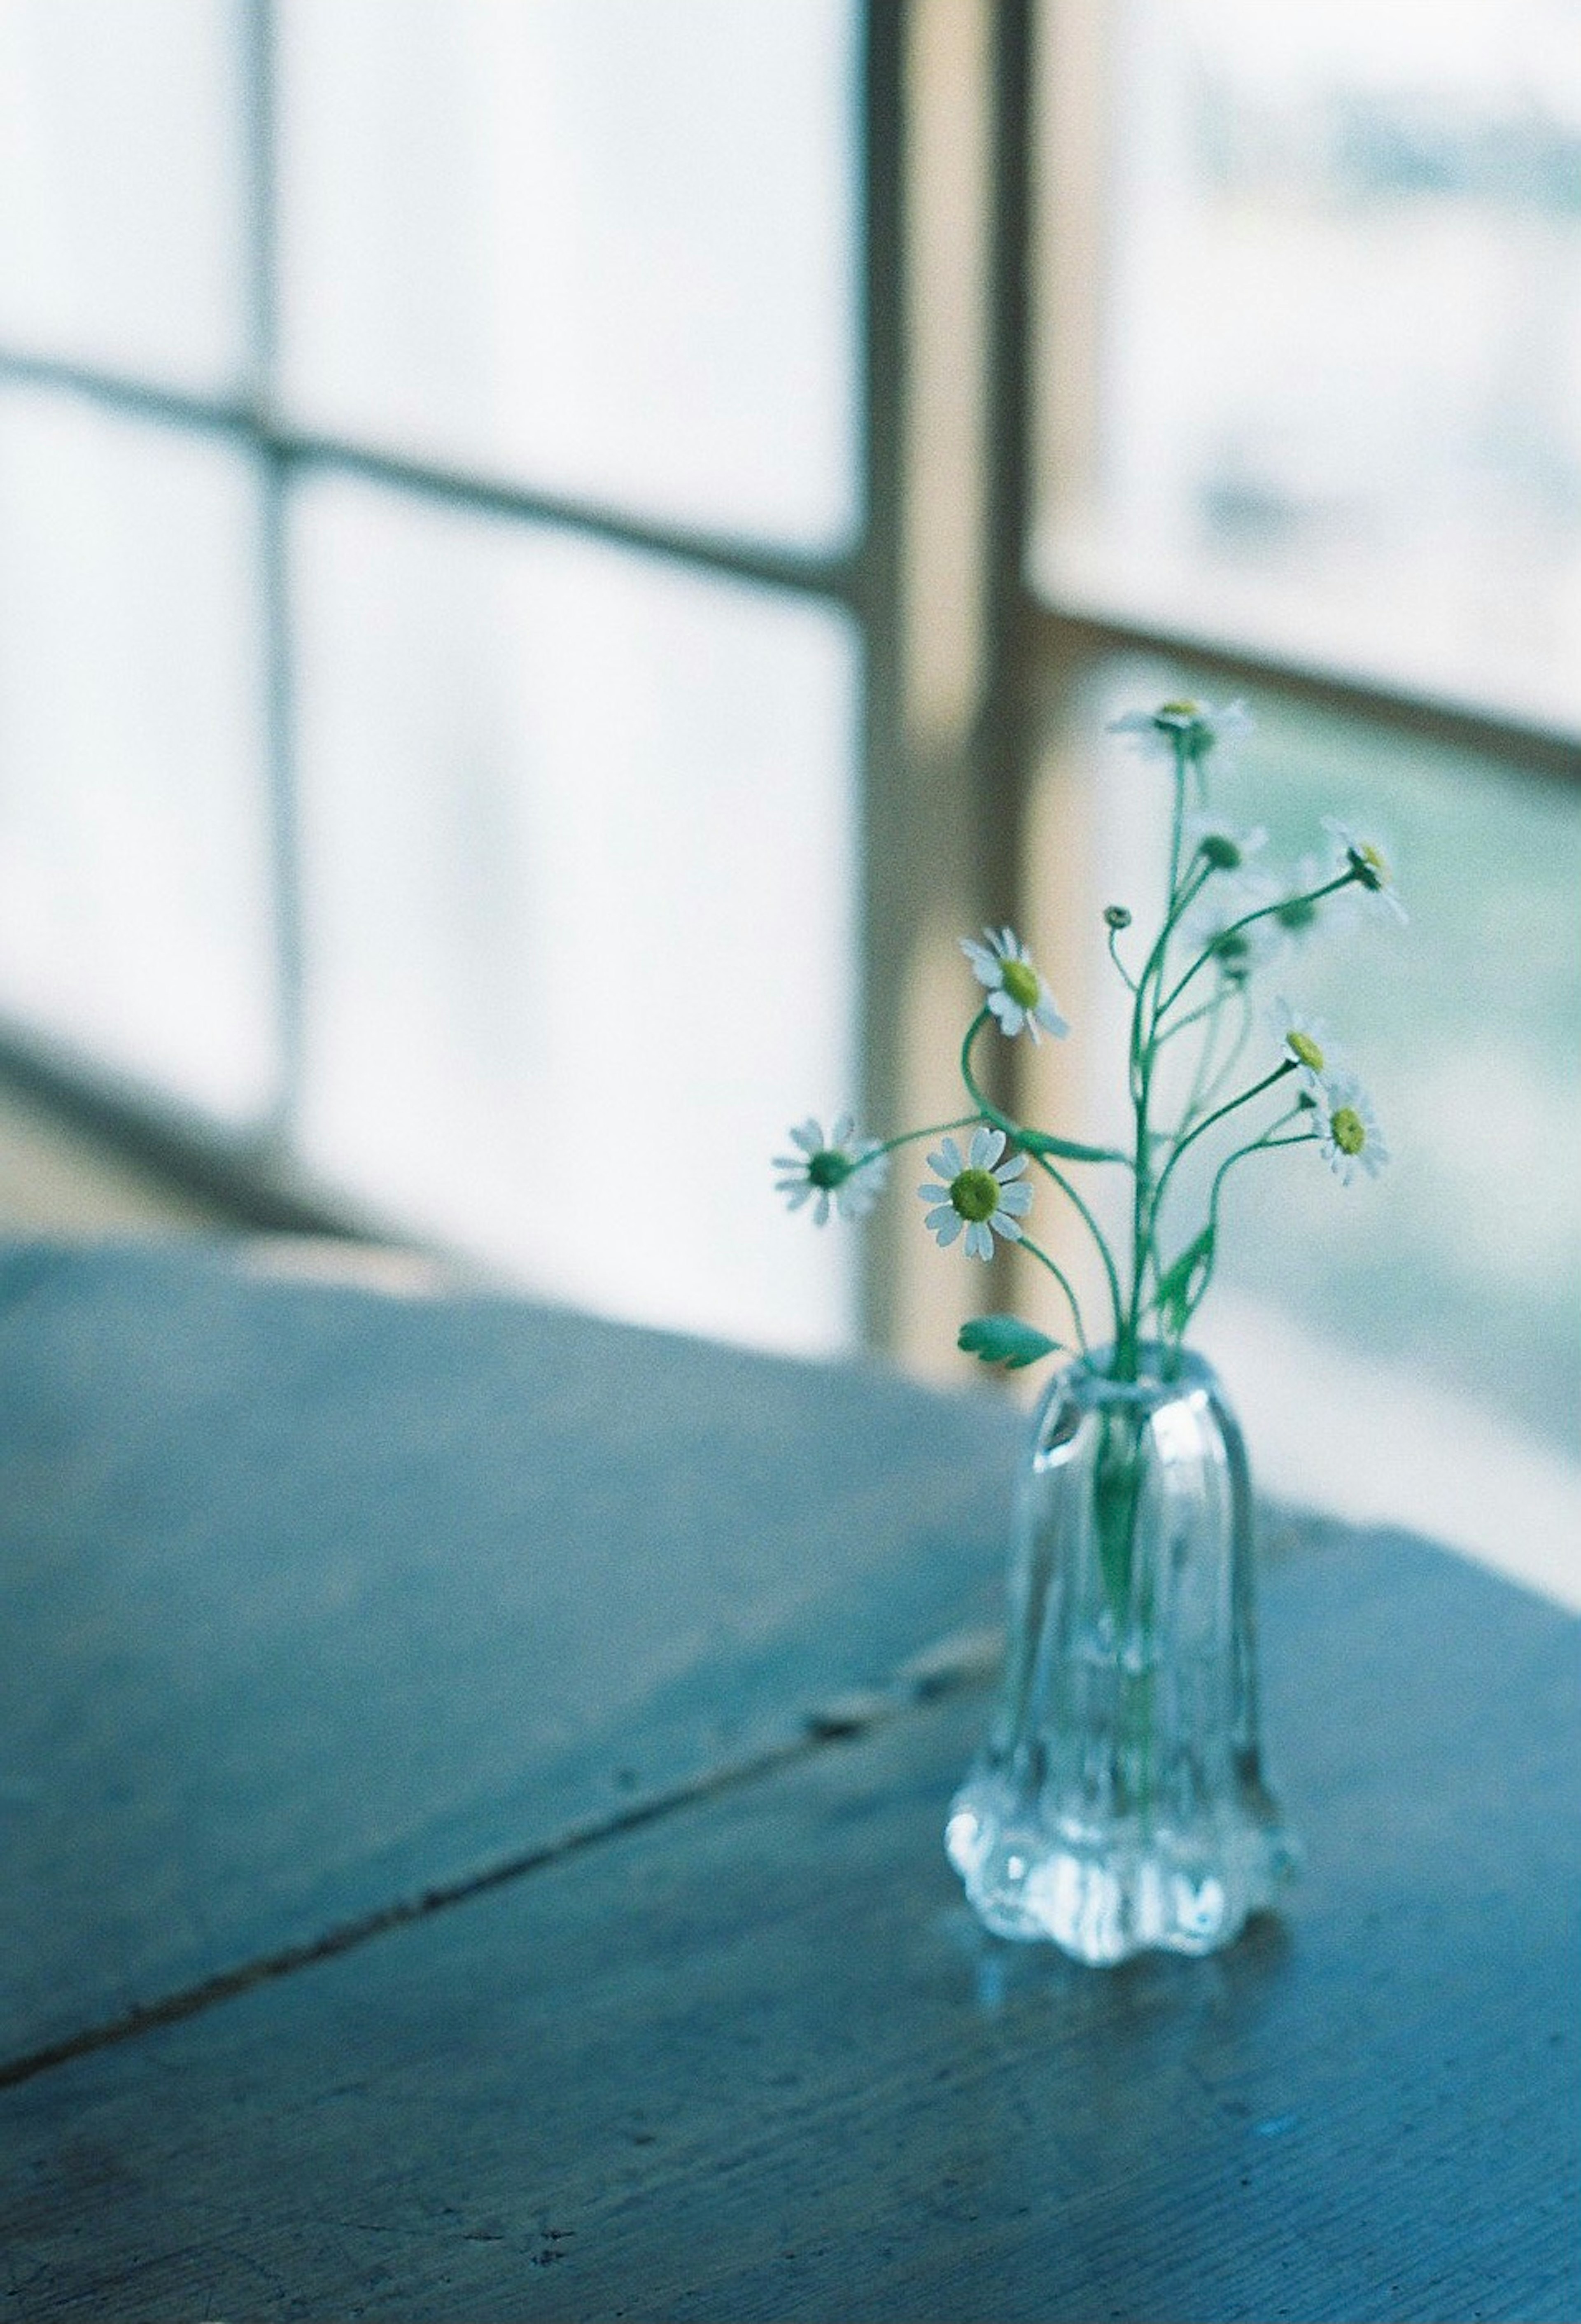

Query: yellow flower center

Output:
[808, 1148, 853, 1190]
[1331, 1106, 1366, 1157]
[1158, 698, 1201, 718]
[1287, 1030, 1324, 1072]
[1000, 958, 1040, 1010]
[950, 1167, 1001, 1224]
[1347, 838, 1392, 891]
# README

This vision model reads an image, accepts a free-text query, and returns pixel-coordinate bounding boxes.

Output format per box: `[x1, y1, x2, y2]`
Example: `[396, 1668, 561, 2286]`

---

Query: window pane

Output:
[1034, 0, 1581, 732]
[0, 389, 279, 1119]
[0, 0, 251, 393]
[276, 0, 860, 553]
[1048, 663, 1581, 1595]
[290, 475, 860, 1351]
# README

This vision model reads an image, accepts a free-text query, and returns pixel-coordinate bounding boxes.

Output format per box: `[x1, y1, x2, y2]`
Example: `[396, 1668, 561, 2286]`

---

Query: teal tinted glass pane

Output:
[290, 473, 860, 1351]
[1070, 663, 1580, 1594]
[0, 388, 278, 1119]
[277, 0, 860, 553]
[1036, 0, 1581, 731]
[1205, 702, 1581, 1454]
[0, 0, 250, 392]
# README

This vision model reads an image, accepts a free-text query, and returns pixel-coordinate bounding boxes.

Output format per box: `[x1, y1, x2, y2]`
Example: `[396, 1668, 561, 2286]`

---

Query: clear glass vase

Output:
[946, 1343, 1297, 1964]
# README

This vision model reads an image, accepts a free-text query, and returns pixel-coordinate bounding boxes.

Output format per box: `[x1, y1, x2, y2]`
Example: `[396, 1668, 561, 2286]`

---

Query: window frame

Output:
[0, 0, 1575, 1342]
[0, 0, 910, 1279]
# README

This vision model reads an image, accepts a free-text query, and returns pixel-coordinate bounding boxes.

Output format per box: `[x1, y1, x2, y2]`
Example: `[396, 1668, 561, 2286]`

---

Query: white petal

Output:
[991, 1211, 1024, 1241]
[996, 1152, 1029, 1180]
[970, 1126, 1005, 1169]
[964, 1221, 990, 1260]
[997, 1181, 1033, 1216]
[933, 1212, 964, 1247]
[790, 1119, 823, 1154]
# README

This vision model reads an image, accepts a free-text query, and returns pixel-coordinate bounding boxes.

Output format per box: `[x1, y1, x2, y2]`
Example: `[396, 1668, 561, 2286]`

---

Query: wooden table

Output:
[1, 1240, 1576, 2322]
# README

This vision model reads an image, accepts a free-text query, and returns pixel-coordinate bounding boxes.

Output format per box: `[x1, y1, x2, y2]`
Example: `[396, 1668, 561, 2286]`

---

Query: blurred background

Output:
[0, 0, 1576, 1595]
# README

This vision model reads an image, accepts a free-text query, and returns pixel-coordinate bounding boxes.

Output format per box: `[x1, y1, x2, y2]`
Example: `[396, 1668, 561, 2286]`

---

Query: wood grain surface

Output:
[1, 1242, 1576, 2321]
[3, 1524, 1577, 2322]
[0, 1241, 1020, 2063]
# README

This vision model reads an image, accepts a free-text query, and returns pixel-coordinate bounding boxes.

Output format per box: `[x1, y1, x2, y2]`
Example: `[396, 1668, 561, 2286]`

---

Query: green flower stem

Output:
[1017, 1232, 1092, 1356]
[866, 1114, 982, 1163]
[1189, 979, 1257, 1125]
[1171, 979, 1250, 1148]
[958, 1010, 1126, 1347]
[1174, 1127, 1318, 1334]
[1121, 855, 1213, 1375]
[1129, 860, 1210, 1101]
[1155, 988, 1229, 1046]
[1167, 733, 1191, 897]
[1157, 872, 1354, 1021]
[1106, 924, 1138, 994]
[1150, 1061, 1295, 1220]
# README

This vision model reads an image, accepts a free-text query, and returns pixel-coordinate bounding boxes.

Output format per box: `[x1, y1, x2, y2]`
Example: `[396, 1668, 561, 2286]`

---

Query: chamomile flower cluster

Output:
[1269, 999, 1388, 1183]
[1109, 697, 1252, 767]
[775, 699, 1401, 1379]
[773, 1115, 888, 1226]
[917, 1128, 1032, 1260]
[961, 927, 1070, 1042]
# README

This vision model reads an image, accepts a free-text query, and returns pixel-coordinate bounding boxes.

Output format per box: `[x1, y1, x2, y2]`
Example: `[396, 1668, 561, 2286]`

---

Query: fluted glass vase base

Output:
[946, 1776, 1297, 1965]
[947, 1342, 1298, 1967]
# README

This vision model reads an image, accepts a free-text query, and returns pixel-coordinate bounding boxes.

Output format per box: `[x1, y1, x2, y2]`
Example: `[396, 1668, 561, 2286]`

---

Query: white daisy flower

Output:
[1311, 1073, 1390, 1186]
[1109, 697, 1253, 762]
[960, 926, 1070, 1043]
[1267, 853, 1333, 945]
[916, 1127, 1033, 1261]
[1323, 818, 1408, 924]
[1185, 811, 1268, 875]
[774, 1115, 888, 1226]
[1179, 873, 1284, 983]
[1270, 997, 1341, 1092]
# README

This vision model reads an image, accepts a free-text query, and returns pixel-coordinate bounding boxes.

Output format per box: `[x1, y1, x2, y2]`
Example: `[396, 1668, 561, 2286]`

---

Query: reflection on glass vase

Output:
[947, 1344, 1298, 1965]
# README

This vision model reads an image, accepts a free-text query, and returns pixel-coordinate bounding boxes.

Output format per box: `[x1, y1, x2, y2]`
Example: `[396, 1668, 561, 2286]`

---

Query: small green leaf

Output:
[1015, 1127, 1130, 1166]
[1156, 1227, 1216, 1333]
[957, 1315, 1064, 1371]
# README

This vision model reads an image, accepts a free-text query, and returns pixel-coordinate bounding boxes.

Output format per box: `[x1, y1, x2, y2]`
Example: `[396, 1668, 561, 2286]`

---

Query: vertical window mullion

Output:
[243, 0, 305, 1155]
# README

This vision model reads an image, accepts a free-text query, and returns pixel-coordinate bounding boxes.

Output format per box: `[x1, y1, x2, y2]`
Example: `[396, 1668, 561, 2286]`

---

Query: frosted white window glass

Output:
[290, 475, 860, 1352]
[276, 0, 859, 552]
[0, 389, 278, 1119]
[1035, 0, 1581, 732]
[0, 0, 251, 393]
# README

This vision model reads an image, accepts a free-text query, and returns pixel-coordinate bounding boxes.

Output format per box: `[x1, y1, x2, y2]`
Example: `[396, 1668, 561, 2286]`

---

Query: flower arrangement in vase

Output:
[776, 698, 1403, 1963]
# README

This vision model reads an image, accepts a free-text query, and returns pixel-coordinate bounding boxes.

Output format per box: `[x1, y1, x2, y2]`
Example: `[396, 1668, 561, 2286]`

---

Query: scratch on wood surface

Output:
[0, 1623, 1000, 2095]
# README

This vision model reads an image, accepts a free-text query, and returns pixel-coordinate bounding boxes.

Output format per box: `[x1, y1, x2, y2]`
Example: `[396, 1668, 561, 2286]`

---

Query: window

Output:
[1016, 0, 1581, 1592]
[0, 0, 874, 1353]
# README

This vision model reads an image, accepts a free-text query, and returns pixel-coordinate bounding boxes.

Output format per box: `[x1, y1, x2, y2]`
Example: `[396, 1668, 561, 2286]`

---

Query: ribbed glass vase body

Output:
[947, 1345, 1296, 1964]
